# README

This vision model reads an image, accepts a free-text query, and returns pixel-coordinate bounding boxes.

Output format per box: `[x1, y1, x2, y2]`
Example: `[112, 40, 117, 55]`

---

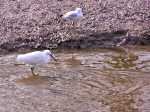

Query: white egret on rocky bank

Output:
[62, 7, 83, 27]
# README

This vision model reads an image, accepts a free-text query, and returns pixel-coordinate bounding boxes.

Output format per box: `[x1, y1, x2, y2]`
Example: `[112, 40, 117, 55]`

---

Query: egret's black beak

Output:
[50, 54, 57, 61]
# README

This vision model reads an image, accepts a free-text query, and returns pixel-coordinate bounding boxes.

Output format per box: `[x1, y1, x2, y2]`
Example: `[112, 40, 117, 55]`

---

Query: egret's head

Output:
[43, 50, 57, 61]
[75, 8, 82, 13]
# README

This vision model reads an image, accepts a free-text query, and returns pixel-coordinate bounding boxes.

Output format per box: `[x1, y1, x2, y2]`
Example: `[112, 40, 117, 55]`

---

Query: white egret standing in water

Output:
[16, 50, 57, 75]
[62, 7, 83, 27]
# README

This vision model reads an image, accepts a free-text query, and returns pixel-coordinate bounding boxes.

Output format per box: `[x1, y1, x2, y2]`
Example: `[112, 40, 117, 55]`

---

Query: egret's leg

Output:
[70, 21, 75, 58]
[31, 66, 35, 75]
[74, 20, 79, 28]
[76, 22, 80, 28]
[31, 66, 38, 76]
[71, 21, 75, 29]
[72, 21, 75, 27]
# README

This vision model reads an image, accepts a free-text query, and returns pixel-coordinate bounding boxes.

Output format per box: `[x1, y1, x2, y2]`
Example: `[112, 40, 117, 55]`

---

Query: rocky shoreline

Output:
[0, 0, 149, 53]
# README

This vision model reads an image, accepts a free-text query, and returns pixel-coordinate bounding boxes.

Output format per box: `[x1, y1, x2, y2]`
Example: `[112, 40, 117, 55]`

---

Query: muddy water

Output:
[0, 46, 150, 112]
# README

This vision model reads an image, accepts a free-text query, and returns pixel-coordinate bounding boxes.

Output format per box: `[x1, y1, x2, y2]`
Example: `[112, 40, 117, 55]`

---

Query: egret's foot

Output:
[31, 66, 39, 76]
[32, 73, 39, 76]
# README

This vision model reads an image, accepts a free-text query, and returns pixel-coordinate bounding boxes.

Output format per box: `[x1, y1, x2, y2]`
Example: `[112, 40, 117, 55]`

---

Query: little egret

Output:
[62, 7, 83, 27]
[16, 50, 57, 75]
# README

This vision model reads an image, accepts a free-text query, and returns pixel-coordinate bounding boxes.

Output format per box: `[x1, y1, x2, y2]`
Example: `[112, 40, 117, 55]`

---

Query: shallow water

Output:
[0, 46, 150, 112]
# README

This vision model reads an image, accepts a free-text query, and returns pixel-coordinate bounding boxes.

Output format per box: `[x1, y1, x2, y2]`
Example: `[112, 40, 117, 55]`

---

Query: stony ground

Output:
[0, 0, 149, 51]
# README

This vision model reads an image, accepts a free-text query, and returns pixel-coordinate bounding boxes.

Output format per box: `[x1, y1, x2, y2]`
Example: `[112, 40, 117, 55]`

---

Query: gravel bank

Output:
[0, 0, 149, 52]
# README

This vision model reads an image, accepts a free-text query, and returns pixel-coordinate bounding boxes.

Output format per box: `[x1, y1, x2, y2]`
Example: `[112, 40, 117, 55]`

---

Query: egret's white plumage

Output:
[62, 8, 83, 58]
[16, 50, 56, 75]
[63, 8, 83, 21]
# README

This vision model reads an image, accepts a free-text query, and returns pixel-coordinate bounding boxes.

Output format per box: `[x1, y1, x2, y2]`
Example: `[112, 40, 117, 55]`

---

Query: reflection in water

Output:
[57, 55, 82, 70]
[107, 52, 138, 69]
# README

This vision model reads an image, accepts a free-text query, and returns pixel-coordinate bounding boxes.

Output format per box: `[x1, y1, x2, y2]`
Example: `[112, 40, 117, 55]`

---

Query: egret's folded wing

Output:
[63, 12, 78, 20]
[16, 51, 44, 65]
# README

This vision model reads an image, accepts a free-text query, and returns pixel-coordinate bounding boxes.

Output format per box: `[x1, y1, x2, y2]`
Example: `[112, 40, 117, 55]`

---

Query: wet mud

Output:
[0, 46, 150, 111]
